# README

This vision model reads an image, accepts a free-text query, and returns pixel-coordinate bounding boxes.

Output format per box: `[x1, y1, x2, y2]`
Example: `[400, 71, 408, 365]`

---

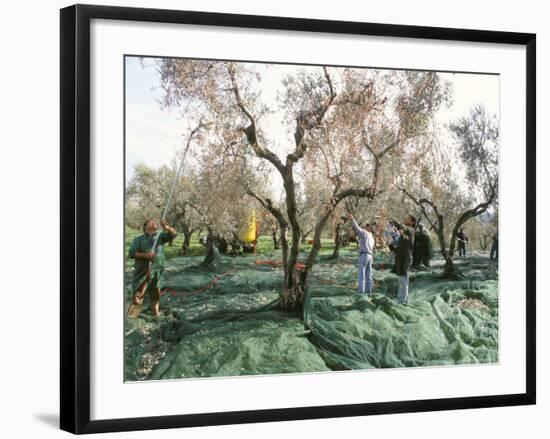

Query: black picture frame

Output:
[60, 3, 536, 434]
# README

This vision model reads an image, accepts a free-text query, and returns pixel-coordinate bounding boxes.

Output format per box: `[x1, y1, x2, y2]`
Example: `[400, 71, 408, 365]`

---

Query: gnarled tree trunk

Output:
[202, 228, 219, 268]
[280, 171, 305, 310]
[180, 225, 193, 255]
[331, 222, 342, 259]
[432, 228, 455, 276]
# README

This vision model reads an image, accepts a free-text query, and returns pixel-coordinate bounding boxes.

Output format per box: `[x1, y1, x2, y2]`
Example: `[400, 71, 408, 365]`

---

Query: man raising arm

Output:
[127, 218, 177, 318]
[348, 213, 375, 296]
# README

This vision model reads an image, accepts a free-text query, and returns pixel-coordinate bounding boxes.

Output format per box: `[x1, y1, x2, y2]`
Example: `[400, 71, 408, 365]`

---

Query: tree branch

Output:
[226, 65, 286, 174]
[360, 125, 402, 197]
[287, 67, 337, 165]
[453, 185, 496, 231]
[245, 188, 288, 228]
[184, 201, 210, 230]
[334, 187, 373, 202]
[399, 187, 441, 232]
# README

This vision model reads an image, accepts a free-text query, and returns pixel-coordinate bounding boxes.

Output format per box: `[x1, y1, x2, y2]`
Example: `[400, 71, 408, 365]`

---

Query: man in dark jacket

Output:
[413, 227, 423, 268]
[386, 222, 400, 268]
[457, 228, 469, 257]
[393, 215, 416, 304]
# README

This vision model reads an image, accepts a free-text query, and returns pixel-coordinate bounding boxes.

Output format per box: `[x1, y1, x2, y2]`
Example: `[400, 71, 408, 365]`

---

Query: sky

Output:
[125, 56, 499, 192]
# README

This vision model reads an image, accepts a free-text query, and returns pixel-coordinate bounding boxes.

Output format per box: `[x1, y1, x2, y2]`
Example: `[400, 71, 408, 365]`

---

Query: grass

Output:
[125, 226, 491, 267]
[125, 226, 340, 261]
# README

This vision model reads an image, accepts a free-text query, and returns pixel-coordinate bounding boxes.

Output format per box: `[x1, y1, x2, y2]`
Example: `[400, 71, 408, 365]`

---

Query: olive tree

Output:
[400, 105, 498, 275]
[158, 59, 449, 310]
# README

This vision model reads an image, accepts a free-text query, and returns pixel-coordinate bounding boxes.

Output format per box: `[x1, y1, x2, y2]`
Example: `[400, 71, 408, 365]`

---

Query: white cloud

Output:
[439, 72, 499, 122]
[125, 102, 189, 179]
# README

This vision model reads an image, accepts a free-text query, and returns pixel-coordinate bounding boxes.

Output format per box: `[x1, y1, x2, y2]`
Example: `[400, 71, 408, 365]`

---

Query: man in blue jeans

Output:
[349, 213, 375, 296]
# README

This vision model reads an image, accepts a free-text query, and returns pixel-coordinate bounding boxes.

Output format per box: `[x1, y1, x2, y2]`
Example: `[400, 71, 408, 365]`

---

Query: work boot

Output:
[127, 303, 142, 318]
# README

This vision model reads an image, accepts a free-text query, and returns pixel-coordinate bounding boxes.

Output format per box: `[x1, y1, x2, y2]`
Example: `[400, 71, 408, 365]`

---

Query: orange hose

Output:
[255, 260, 305, 270]
[160, 272, 230, 297]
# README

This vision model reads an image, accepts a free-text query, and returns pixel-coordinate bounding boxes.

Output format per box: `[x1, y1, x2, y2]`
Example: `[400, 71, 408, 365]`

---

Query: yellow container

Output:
[241, 210, 257, 243]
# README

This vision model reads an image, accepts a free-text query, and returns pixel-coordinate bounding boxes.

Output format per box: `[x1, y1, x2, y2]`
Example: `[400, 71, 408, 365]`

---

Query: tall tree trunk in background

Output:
[431, 228, 455, 276]
[445, 233, 458, 275]
[246, 188, 290, 291]
[331, 222, 342, 259]
[218, 237, 228, 254]
[202, 227, 219, 268]
[180, 224, 193, 255]
[272, 226, 280, 250]
[186, 230, 193, 252]
[479, 233, 490, 250]
[300, 204, 340, 290]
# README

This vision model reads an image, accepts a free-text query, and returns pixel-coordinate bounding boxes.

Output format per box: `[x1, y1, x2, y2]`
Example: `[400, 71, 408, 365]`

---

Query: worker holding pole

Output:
[127, 219, 177, 318]
[126, 124, 203, 318]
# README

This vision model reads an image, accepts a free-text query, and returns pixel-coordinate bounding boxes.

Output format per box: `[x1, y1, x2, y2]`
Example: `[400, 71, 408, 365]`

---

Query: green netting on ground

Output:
[124, 248, 498, 381]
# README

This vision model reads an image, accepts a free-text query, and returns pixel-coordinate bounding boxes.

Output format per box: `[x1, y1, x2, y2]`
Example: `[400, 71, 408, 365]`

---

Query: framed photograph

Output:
[60, 4, 536, 434]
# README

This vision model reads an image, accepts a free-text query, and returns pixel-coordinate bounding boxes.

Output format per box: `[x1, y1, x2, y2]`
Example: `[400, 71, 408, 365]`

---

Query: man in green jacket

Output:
[127, 218, 177, 318]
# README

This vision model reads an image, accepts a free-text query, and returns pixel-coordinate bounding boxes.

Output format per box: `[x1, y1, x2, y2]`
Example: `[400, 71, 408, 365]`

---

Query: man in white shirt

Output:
[348, 213, 375, 296]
